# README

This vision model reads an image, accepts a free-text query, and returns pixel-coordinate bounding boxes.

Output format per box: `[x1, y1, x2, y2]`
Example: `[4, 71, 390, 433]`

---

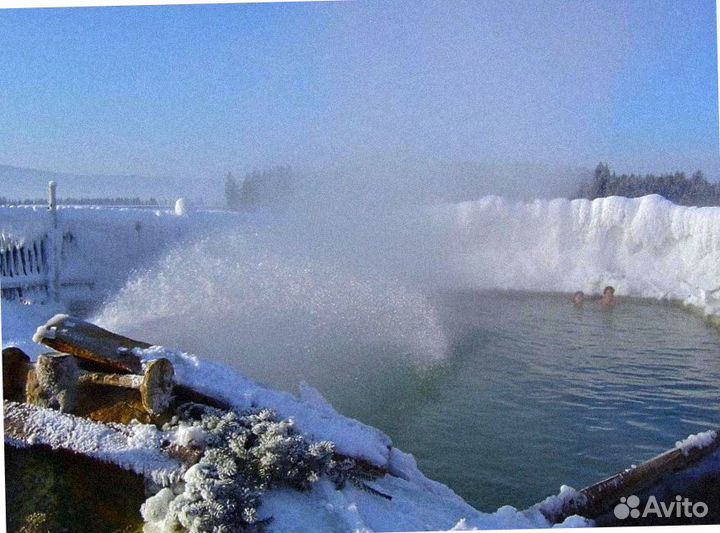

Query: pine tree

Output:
[224, 172, 239, 210]
[588, 163, 612, 199]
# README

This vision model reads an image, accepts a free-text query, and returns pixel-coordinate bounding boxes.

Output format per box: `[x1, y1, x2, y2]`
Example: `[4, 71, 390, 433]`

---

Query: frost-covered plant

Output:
[146, 404, 376, 533]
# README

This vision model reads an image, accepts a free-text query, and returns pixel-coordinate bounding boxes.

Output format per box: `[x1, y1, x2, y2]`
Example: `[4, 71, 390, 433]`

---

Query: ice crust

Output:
[3, 401, 182, 486]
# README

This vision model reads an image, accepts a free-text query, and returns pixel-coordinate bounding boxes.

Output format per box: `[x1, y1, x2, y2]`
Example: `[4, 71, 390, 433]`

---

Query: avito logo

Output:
[614, 495, 708, 520]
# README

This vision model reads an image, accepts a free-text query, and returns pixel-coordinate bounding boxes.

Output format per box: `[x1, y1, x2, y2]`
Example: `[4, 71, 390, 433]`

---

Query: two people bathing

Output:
[573, 286, 616, 307]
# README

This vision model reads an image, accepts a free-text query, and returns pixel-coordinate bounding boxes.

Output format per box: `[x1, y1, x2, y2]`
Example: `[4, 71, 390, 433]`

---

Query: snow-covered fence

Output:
[1, 182, 60, 300]
[1, 183, 208, 303]
[0, 232, 51, 299]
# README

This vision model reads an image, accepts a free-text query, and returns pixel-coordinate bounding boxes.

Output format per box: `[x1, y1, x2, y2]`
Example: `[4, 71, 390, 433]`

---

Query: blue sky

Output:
[0, 0, 717, 180]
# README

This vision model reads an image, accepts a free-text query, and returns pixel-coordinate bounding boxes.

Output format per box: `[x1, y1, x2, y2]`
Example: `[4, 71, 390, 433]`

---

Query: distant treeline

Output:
[577, 163, 720, 206]
[0, 196, 165, 206]
[225, 166, 292, 211]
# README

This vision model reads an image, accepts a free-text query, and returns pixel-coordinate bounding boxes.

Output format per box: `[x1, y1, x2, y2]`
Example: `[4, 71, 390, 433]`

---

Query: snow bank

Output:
[433, 194, 720, 316]
[258, 479, 591, 533]
[134, 345, 393, 468]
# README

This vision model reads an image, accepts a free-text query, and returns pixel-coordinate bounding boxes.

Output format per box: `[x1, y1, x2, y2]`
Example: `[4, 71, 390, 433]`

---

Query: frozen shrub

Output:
[147, 404, 379, 533]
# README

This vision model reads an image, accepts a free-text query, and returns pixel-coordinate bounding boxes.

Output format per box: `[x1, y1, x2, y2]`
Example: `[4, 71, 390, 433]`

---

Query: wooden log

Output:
[4, 400, 184, 485]
[34, 315, 149, 374]
[2, 347, 33, 402]
[33, 315, 233, 411]
[27, 353, 175, 419]
[539, 429, 720, 523]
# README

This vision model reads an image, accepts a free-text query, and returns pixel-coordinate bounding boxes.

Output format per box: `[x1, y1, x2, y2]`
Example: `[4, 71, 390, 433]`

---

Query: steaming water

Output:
[332, 291, 720, 511]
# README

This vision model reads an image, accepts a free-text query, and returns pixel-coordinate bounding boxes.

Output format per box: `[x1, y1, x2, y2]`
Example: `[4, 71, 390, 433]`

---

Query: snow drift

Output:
[433, 194, 720, 316]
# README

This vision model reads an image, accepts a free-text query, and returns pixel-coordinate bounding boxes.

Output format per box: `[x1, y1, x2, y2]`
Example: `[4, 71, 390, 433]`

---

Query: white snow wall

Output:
[432, 194, 720, 316]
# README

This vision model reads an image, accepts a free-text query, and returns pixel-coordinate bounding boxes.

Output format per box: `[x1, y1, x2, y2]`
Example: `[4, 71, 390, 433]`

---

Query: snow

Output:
[433, 194, 720, 316]
[141, 487, 177, 528]
[3, 401, 182, 486]
[258, 479, 591, 532]
[675, 429, 718, 455]
[531, 485, 587, 524]
[174, 198, 188, 216]
[132, 345, 393, 468]
[173, 424, 208, 447]
[31, 313, 68, 344]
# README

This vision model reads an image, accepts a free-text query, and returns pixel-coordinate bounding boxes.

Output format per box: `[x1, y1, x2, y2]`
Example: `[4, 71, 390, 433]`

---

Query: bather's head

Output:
[573, 291, 584, 306]
[601, 286, 615, 306]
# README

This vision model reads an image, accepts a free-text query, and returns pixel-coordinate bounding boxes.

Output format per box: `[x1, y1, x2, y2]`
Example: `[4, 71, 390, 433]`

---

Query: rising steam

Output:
[95, 227, 448, 390]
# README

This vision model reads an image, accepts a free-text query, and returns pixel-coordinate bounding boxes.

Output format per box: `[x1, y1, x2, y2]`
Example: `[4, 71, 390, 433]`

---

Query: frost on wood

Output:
[675, 429, 718, 456]
[144, 404, 377, 533]
[3, 401, 182, 486]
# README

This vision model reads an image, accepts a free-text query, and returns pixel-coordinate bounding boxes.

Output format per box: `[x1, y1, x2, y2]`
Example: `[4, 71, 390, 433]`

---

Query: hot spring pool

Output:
[270, 291, 720, 512]
[81, 287, 720, 513]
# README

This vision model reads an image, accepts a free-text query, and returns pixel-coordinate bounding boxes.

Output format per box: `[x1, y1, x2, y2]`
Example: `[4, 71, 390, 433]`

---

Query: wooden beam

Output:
[33, 316, 235, 410]
[35, 315, 149, 374]
[539, 430, 720, 523]
[4, 400, 183, 485]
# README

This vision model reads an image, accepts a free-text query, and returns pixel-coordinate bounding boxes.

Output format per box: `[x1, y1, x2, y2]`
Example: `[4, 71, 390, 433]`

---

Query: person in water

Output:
[601, 285, 616, 307]
[573, 291, 585, 306]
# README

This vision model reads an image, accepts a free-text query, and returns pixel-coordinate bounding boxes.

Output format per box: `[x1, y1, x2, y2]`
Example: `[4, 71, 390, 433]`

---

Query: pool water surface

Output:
[310, 291, 720, 511]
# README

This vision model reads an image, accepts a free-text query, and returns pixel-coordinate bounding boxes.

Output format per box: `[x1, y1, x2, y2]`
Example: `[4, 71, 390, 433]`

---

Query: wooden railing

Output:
[0, 233, 51, 299]
[2, 181, 62, 301]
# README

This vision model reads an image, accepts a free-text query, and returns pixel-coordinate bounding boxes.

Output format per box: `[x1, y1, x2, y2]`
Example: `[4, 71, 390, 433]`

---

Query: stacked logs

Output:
[4, 316, 176, 425]
[4, 316, 233, 425]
